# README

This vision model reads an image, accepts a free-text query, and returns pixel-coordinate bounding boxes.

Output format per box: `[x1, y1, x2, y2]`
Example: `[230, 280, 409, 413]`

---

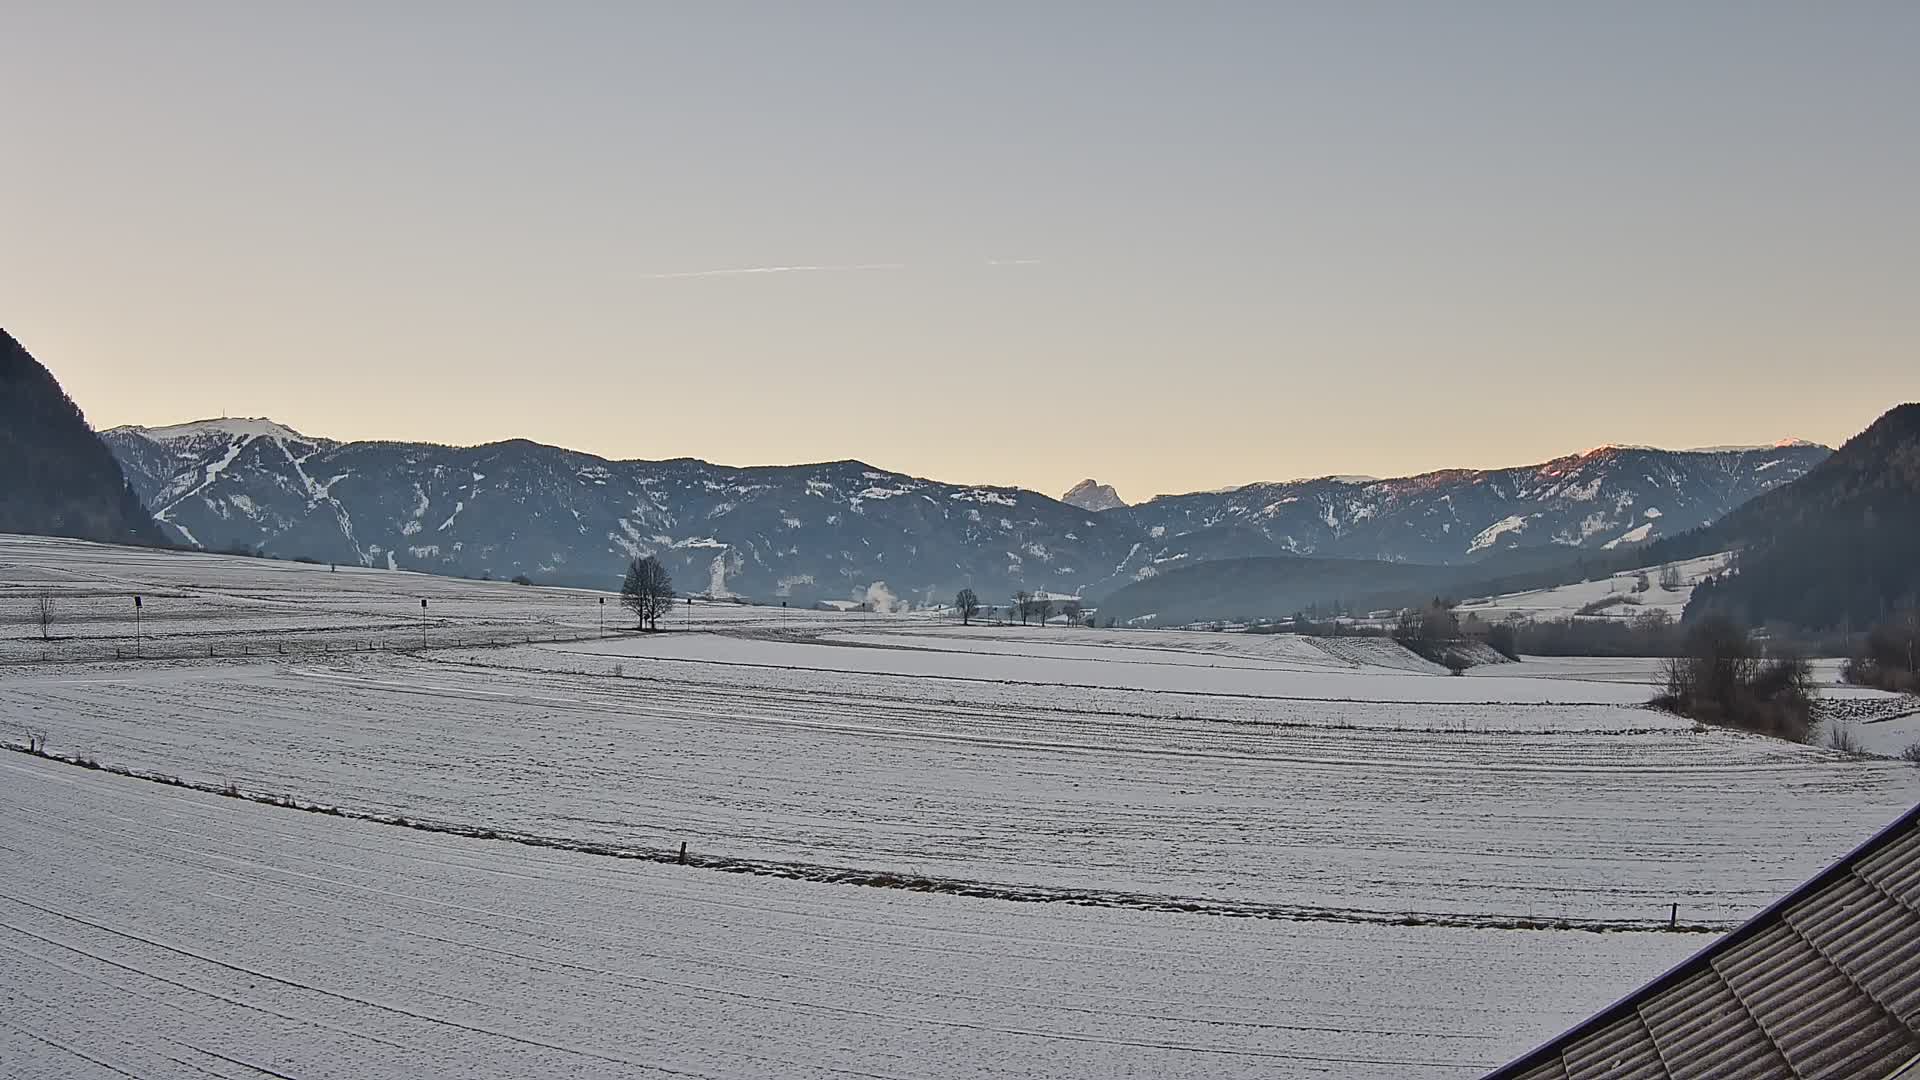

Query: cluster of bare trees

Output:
[951, 588, 1085, 627]
[1011, 591, 1083, 626]
[1392, 599, 1459, 652]
[1654, 615, 1814, 740]
[1844, 608, 1920, 693]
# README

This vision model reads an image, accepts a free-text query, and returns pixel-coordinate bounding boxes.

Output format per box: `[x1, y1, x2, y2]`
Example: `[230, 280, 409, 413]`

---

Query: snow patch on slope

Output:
[1468, 514, 1529, 553]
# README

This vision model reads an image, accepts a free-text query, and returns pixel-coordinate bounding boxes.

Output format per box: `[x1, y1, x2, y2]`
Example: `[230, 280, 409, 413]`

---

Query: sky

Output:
[3, 3, 1916, 500]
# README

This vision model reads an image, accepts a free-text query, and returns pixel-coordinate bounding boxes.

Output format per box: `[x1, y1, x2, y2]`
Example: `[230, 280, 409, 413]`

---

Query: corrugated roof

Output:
[1486, 802, 1920, 1080]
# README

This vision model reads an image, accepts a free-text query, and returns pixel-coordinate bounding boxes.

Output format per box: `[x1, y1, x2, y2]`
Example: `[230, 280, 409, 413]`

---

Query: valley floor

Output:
[4, 534, 1918, 1077]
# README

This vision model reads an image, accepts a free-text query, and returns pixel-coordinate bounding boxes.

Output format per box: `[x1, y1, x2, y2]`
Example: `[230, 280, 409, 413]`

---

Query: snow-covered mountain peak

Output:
[117, 417, 314, 445]
[1684, 438, 1821, 453]
[1061, 478, 1126, 512]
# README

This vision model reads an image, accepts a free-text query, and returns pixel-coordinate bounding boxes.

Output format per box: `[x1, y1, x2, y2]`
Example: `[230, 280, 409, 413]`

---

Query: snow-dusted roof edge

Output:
[1482, 800, 1920, 1079]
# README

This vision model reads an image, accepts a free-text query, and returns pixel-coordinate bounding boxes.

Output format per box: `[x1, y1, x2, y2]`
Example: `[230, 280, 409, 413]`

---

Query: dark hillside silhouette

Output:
[0, 330, 165, 546]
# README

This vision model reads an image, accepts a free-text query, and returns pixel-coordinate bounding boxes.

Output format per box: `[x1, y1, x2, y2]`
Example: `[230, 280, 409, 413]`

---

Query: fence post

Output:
[1669, 903, 1678, 929]
[678, 841, 687, 865]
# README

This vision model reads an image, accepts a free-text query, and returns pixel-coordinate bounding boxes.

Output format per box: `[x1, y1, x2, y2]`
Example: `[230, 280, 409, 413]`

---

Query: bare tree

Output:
[621, 556, 675, 631]
[1658, 564, 1684, 591]
[1013, 590, 1032, 627]
[1059, 600, 1084, 626]
[34, 593, 54, 642]
[954, 588, 980, 626]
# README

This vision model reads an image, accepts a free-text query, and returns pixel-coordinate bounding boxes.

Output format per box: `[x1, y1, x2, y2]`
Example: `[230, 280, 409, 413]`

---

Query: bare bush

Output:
[33, 593, 54, 641]
[1823, 720, 1864, 754]
[1576, 594, 1641, 616]
[1900, 742, 1920, 765]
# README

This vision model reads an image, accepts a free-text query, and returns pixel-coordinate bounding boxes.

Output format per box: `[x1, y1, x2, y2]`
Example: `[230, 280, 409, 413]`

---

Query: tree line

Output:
[951, 588, 1086, 627]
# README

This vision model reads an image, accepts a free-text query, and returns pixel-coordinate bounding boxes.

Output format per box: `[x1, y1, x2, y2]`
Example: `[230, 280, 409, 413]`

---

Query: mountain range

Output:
[99, 414, 1827, 604]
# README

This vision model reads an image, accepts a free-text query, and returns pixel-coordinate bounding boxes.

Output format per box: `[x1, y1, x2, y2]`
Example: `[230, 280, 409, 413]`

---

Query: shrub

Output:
[1900, 742, 1920, 764]
[1576, 594, 1641, 616]
[512, 574, 533, 586]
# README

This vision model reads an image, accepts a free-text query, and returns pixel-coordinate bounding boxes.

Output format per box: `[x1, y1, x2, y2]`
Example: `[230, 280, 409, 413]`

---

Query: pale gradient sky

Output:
[3, 2, 1915, 500]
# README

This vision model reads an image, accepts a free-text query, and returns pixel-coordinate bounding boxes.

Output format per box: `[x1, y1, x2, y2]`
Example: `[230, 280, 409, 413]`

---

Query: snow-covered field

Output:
[0, 754, 1698, 1080]
[0, 534, 925, 660]
[5, 535, 1919, 1078]
[559, 629, 1647, 704]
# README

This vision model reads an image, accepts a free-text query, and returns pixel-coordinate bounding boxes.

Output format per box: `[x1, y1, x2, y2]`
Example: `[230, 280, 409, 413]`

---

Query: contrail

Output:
[637, 262, 906, 280]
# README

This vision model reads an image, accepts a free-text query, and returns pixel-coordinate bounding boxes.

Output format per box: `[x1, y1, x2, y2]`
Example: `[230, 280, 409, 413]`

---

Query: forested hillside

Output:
[0, 330, 165, 546]
[1685, 403, 1920, 631]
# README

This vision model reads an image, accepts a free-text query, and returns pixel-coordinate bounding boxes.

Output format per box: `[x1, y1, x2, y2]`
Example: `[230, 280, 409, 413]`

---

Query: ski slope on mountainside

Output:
[0, 755, 1703, 1080]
